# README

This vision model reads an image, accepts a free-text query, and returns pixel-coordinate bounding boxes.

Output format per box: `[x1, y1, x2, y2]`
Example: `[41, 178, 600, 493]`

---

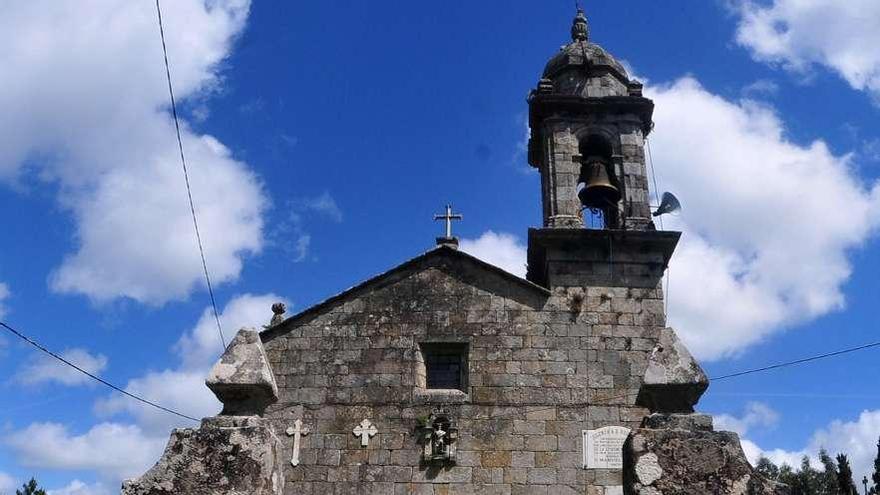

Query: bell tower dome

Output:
[526, 9, 679, 288]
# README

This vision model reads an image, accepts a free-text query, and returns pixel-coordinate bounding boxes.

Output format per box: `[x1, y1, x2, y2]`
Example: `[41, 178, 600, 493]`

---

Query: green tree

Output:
[836, 453, 858, 495]
[778, 456, 821, 495]
[778, 462, 797, 487]
[15, 478, 46, 495]
[756, 455, 781, 481]
[872, 436, 880, 495]
[817, 449, 838, 494]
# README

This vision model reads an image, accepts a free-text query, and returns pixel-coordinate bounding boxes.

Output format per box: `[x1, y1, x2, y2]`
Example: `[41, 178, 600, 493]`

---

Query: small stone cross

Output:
[352, 419, 377, 447]
[286, 419, 309, 466]
[434, 204, 463, 239]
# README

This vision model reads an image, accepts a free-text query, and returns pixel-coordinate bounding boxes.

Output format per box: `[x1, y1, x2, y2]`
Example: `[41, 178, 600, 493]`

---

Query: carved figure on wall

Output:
[417, 409, 458, 464]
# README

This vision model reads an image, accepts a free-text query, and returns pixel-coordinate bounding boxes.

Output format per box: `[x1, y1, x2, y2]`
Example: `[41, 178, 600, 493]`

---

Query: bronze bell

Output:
[578, 159, 621, 209]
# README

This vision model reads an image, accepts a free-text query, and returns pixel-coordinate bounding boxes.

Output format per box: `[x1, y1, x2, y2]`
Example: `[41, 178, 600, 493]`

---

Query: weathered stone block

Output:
[121, 416, 283, 495]
[635, 327, 708, 413]
[623, 414, 787, 494]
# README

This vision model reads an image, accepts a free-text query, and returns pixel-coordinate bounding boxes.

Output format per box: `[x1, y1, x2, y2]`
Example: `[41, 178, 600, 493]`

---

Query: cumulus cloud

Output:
[0, 472, 15, 493]
[97, 293, 286, 435]
[0, 0, 264, 305]
[714, 401, 780, 437]
[9, 293, 285, 486]
[15, 348, 108, 387]
[732, 0, 880, 101]
[493, 76, 880, 359]
[741, 409, 880, 483]
[460, 231, 528, 278]
[49, 480, 111, 495]
[647, 77, 880, 359]
[6, 422, 166, 481]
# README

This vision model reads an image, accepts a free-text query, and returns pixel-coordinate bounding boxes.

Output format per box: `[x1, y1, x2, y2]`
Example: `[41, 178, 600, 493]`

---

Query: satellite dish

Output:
[652, 192, 681, 217]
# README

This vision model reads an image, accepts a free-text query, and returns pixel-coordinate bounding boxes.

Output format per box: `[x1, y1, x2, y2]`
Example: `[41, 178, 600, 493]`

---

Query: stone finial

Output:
[636, 327, 709, 413]
[269, 302, 286, 327]
[206, 328, 278, 416]
[571, 9, 589, 41]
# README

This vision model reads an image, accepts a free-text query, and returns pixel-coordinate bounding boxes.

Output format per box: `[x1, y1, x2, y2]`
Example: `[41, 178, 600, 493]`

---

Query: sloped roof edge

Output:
[261, 245, 550, 341]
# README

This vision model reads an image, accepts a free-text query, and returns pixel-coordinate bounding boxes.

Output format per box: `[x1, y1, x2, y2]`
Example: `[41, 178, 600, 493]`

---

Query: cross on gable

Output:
[434, 204, 463, 239]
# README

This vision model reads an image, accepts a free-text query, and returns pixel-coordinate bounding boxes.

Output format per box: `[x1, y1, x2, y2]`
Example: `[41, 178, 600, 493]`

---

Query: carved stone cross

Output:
[352, 419, 377, 447]
[286, 419, 309, 466]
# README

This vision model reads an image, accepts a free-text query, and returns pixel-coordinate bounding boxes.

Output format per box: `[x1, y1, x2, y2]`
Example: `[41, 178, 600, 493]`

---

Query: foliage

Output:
[756, 455, 780, 480]
[872, 436, 880, 494]
[817, 449, 838, 494]
[837, 453, 857, 495]
[15, 478, 46, 495]
[758, 452, 864, 495]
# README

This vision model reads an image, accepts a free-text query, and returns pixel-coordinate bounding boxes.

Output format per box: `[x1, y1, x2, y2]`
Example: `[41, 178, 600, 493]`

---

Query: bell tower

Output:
[526, 9, 679, 289]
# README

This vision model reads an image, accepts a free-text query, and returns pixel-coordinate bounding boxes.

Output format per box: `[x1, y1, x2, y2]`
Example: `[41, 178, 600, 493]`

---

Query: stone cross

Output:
[352, 419, 377, 447]
[286, 419, 309, 466]
[434, 204, 463, 238]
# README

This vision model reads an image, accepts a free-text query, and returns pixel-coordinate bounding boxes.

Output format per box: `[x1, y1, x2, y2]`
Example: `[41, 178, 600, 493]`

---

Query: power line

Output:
[0, 320, 199, 422]
[710, 340, 880, 381]
[154, 0, 226, 349]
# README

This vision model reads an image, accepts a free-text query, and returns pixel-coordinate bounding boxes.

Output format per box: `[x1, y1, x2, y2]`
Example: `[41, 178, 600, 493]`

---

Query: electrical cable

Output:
[154, 0, 226, 349]
[710, 340, 880, 381]
[0, 320, 199, 422]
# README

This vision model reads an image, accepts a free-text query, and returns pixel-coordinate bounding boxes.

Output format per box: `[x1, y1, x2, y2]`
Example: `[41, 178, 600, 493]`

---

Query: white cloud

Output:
[0, 282, 8, 318]
[647, 77, 880, 360]
[0, 0, 264, 305]
[175, 293, 284, 371]
[733, 0, 880, 100]
[293, 234, 311, 263]
[298, 192, 343, 223]
[492, 76, 880, 359]
[0, 472, 15, 493]
[6, 422, 166, 481]
[714, 401, 780, 437]
[10, 293, 285, 487]
[280, 193, 343, 263]
[742, 79, 780, 98]
[460, 231, 528, 278]
[15, 348, 108, 387]
[97, 293, 286, 435]
[742, 409, 880, 483]
[49, 480, 111, 495]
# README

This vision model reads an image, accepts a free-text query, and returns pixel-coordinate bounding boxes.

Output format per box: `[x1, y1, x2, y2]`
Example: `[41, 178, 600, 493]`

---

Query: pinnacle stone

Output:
[206, 328, 278, 416]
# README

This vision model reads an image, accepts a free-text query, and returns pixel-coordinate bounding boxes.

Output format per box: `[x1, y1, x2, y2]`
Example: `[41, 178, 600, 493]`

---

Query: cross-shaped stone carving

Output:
[434, 204, 463, 238]
[352, 419, 377, 447]
[286, 419, 309, 466]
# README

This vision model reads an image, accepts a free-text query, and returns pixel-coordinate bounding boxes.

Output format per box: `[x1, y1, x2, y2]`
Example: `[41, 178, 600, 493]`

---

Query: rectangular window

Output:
[421, 343, 468, 391]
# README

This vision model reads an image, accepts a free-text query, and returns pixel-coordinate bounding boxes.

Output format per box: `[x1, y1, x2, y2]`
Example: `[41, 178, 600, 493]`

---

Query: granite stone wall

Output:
[261, 249, 668, 494]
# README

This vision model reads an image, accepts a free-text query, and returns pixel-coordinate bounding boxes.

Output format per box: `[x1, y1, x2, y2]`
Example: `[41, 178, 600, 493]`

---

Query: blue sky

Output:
[1, 1, 879, 493]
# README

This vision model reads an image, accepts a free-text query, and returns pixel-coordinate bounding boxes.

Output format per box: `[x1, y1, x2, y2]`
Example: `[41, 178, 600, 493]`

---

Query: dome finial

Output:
[571, 7, 589, 42]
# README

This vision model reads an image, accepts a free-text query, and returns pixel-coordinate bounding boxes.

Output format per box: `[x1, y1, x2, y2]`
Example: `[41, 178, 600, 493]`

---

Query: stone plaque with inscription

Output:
[583, 426, 631, 469]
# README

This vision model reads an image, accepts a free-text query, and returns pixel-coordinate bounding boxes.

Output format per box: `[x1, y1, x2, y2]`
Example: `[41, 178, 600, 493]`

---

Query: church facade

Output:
[258, 10, 685, 495]
[124, 9, 784, 495]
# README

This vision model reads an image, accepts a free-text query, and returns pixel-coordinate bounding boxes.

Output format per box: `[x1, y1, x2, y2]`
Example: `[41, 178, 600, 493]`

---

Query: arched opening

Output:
[577, 134, 621, 229]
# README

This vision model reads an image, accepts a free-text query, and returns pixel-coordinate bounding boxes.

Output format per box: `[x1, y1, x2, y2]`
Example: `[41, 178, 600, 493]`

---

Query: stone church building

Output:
[123, 10, 785, 495]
